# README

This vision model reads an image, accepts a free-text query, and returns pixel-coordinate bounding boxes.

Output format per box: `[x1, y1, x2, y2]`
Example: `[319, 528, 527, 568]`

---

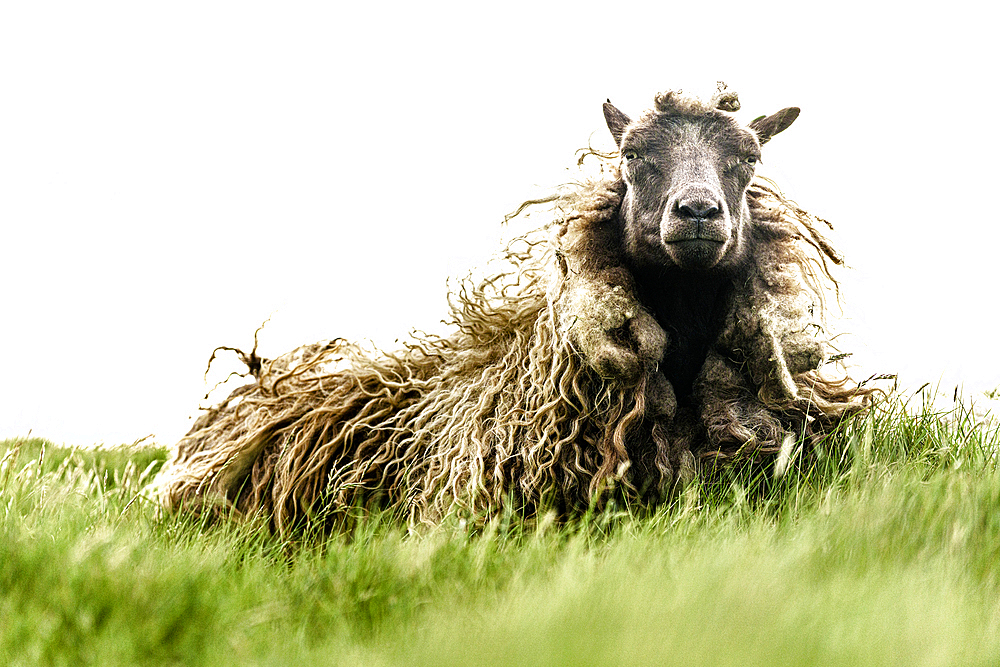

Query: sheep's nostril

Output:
[676, 198, 721, 221]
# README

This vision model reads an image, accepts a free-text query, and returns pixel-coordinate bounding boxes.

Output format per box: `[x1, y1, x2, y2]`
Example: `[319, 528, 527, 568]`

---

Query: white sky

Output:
[2, 1, 997, 447]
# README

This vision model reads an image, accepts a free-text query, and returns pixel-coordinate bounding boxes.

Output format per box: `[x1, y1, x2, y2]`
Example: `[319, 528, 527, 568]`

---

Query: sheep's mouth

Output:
[665, 238, 724, 246]
[662, 223, 730, 245]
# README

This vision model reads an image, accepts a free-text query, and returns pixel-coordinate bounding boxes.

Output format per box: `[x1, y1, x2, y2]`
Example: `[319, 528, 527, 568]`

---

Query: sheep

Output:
[157, 84, 871, 533]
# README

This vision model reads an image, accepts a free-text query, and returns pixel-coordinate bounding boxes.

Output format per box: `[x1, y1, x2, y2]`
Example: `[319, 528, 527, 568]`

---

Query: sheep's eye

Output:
[622, 150, 639, 162]
[745, 155, 759, 167]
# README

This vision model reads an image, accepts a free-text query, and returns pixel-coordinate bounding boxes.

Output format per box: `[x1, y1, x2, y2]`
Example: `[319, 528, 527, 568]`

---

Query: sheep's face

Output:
[605, 98, 797, 273]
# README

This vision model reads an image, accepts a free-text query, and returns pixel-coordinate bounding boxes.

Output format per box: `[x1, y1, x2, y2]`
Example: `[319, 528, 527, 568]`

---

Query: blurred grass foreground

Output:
[3, 388, 1000, 666]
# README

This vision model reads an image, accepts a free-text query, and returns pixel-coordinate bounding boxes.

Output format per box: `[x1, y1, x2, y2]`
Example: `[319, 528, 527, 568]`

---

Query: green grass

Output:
[3, 391, 1000, 666]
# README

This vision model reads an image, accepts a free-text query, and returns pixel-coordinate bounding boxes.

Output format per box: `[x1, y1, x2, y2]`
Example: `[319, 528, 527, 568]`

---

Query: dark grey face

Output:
[604, 101, 799, 273]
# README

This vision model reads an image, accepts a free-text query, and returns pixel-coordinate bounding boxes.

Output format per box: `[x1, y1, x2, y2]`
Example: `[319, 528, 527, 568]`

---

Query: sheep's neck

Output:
[633, 268, 736, 404]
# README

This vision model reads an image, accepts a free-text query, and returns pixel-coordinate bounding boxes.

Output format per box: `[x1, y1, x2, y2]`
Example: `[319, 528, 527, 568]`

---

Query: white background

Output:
[2, 1, 997, 447]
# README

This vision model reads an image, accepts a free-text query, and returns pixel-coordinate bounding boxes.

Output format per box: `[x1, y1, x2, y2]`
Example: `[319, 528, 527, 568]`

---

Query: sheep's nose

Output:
[675, 196, 721, 221]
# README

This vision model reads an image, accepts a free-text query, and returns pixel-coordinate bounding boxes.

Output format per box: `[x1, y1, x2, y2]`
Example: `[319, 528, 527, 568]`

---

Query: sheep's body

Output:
[157, 87, 869, 532]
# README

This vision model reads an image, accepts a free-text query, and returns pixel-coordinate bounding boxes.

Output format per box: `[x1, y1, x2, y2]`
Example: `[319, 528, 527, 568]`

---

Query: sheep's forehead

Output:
[622, 112, 759, 156]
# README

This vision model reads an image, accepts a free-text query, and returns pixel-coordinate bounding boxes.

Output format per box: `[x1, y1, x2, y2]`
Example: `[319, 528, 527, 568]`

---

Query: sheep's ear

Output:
[603, 100, 631, 147]
[750, 107, 800, 144]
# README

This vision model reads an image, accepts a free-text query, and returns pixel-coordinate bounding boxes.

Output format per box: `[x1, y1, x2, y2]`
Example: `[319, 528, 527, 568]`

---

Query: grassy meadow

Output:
[3, 390, 1000, 666]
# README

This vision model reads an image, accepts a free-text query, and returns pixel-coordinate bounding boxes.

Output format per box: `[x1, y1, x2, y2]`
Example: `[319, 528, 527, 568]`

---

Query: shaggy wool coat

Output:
[157, 91, 868, 533]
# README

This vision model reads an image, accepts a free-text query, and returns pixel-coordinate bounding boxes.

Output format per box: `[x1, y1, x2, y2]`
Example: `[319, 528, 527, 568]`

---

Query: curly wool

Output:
[652, 83, 742, 116]
[157, 167, 869, 534]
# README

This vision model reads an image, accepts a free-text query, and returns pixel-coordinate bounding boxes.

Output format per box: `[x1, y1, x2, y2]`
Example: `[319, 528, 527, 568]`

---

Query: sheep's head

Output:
[604, 87, 799, 272]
